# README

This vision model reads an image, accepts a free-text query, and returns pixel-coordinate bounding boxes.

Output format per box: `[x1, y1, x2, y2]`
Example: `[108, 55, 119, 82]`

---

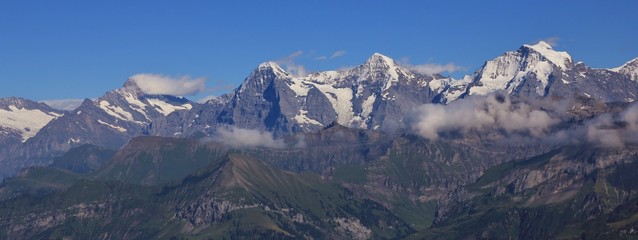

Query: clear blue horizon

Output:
[1, 0, 637, 104]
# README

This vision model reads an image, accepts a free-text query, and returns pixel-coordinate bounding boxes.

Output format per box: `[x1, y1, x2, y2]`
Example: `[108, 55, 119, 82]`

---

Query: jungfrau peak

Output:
[460, 41, 573, 98]
[522, 41, 572, 70]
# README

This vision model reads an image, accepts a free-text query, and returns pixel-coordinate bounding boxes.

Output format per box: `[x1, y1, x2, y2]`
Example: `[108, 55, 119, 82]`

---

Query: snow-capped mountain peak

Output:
[525, 40, 553, 49]
[258, 61, 288, 76]
[365, 52, 397, 67]
[67, 76, 195, 138]
[609, 57, 638, 81]
[456, 41, 576, 99]
[522, 41, 572, 70]
[348, 53, 414, 91]
[238, 61, 291, 94]
[358, 52, 405, 74]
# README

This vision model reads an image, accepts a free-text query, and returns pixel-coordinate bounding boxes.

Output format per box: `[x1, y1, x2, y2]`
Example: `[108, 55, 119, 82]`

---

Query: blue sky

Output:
[1, 0, 637, 104]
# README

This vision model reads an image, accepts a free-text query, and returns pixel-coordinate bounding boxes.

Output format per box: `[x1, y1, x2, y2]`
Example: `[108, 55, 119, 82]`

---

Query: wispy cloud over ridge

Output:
[129, 74, 206, 96]
[315, 50, 346, 61]
[276, 51, 308, 77]
[399, 58, 464, 75]
[41, 99, 85, 111]
[406, 63, 465, 75]
[540, 36, 560, 47]
[205, 126, 286, 149]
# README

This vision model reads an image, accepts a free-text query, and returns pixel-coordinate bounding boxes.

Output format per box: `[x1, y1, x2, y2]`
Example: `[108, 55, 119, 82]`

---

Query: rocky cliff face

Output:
[423, 145, 638, 239]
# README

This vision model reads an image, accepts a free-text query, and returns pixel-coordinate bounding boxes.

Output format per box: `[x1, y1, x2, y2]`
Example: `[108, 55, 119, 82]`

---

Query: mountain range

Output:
[2, 41, 637, 179]
[1, 42, 638, 239]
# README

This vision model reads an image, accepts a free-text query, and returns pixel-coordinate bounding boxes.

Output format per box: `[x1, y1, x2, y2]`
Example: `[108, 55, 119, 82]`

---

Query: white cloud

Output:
[206, 126, 286, 149]
[128, 74, 206, 96]
[406, 93, 638, 148]
[399, 58, 464, 75]
[41, 99, 85, 111]
[330, 50, 346, 59]
[540, 36, 560, 47]
[582, 103, 638, 147]
[315, 50, 347, 61]
[406, 63, 464, 75]
[407, 94, 558, 140]
[276, 51, 308, 77]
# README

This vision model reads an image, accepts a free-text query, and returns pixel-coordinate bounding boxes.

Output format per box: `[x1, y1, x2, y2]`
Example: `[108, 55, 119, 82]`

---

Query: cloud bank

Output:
[129, 74, 206, 96]
[207, 126, 285, 149]
[407, 94, 558, 140]
[582, 103, 638, 147]
[407, 92, 638, 148]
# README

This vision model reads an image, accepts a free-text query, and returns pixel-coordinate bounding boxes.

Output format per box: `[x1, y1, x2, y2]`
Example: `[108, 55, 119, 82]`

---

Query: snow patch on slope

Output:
[469, 52, 522, 95]
[99, 100, 136, 122]
[147, 98, 192, 116]
[0, 105, 62, 142]
[428, 78, 446, 93]
[361, 94, 376, 118]
[282, 71, 357, 127]
[293, 109, 323, 126]
[311, 83, 354, 125]
[121, 91, 149, 120]
[530, 61, 553, 95]
[97, 119, 127, 132]
[287, 78, 311, 97]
